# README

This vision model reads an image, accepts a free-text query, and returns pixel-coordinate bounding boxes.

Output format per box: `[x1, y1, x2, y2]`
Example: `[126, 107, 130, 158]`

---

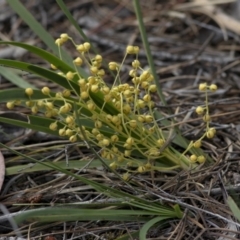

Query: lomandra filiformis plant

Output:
[5, 34, 216, 175]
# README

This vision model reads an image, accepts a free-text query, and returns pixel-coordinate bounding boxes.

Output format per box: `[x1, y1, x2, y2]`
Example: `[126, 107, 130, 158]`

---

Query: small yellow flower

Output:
[55, 38, 64, 46]
[193, 140, 202, 148]
[190, 155, 197, 163]
[95, 120, 102, 128]
[209, 84, 217, 92]
[137, 166, 145, 173]
[126, 46, 139, 54]
[149, 84, 157, 92]
[31, 106, 38, 114]
[132, 60, 140, 68]
[50, 64, 57, 70]
[66, 71, 74, 80]
[69, 135, 77, 142]
[90, 84, 99, 93]
[42, 87, 50, 95]
[6, 102, 14, 109]
[195, 106, 204, 115]
[25, 88, 33, 96]
[49, 122, 58, 131]
[102, 138, 110, 147]
[145, 115, 153, 123]
[109, 62, 118, 70]
[65, 116, 74, 124]
[143, 94, 151, 102]
[203, 114, 211, 122]
[157, 139, 165, 147]
[83, 42, 91, 51]
[90, 66, 98, 75]
[129, 120, 137, 129]
[73, 57, 83, 66]
[199, 83, 207, 91]
[206, 128, 216, 138]
[59, 128, 66, 136]
[81, 91, 89, 100]
[60, 33, 69, 42]
[62, 89, 71, 97]
[197, 155, 206, 163]
[111, 135, 119, 143]
[126, 137, 134, 145]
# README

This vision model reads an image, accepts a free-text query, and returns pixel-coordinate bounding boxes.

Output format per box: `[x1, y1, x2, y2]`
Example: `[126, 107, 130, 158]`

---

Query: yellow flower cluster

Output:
[6, 33, 207, 174]
[188, 82, 218, 164]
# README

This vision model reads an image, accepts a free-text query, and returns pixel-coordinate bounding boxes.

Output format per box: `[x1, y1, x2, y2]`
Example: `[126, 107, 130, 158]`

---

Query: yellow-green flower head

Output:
[129, 120, 137, 129]
[206, 128, 216, 138]
[90, 66, 98, 75]
[90, 84, 99, 93]
[193, 140, 202, 148]
[81, 91, 89, 100]
[49, 122, 58, 131]
[25, 88, 33, 96]
[132, 60, 140, 68]
[149, 84, 157, 92]
[42, 86, 50, 95]
[145, 115, 153, 123]
[83, 42, 91, 51]
[126, 45, 139, 54]
[209, 84, 217, 92]
[73, 57, 83, 66]
[190, 154, 197, 163]
[50, 64, 57, 70]
[66, 71, 74, 80]
[55, 38, 64, 46]
[137, 166, 145, 173]
[97, 69, 105, 77]
[143, 94, 151, 102]
[94, 54, 102, 63]
[69, 135, 77, 142]
[199, 83, 207, 91]
[203, 114, 211, 122]
[109, 62, 119, 71]
[62, 89, 71, 97]
[76, 42, 91, 53]
[195, 106, 204, 115]
[126, 137, 134, 145]
[140, 71, 151, 82]
[60, 33, 69, 42]
[197, 155, 206, 163]
[59, 128, 66, 136]
[102, 138, 110, 147]
[157, 139, 165, 147]
[6, 102, 14, 109]
[129, 69, 137, 77]
[111, 135, 119, 143]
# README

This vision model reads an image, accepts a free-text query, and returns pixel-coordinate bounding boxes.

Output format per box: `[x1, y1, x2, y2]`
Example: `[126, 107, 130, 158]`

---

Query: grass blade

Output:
[6, 0, 73, 66]
[133, 0, 166, 105]
[0, 66, 36, 89]
[139, 216, 170, 240]
[227, 196, 240, 221]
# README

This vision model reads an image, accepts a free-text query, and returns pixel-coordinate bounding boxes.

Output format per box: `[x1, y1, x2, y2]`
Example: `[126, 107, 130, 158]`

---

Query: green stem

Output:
[133, 0, 166, 106]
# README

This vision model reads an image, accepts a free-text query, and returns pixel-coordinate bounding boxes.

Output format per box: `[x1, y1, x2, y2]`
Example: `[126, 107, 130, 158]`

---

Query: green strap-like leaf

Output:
[0, 60, 79, 91]
[140, 216, 171, 240]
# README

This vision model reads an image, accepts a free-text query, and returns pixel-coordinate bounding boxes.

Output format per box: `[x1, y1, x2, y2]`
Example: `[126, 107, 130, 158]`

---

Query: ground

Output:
[0, 0, 240, 239]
